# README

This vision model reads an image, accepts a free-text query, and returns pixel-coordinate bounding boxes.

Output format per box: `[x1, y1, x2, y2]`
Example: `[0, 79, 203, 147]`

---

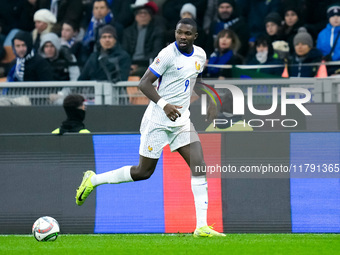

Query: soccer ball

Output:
[32, 216, 60, 242]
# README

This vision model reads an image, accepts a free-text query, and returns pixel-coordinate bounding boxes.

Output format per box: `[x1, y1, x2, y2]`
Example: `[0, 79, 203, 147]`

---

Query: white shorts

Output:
[139, 118, 200, 159]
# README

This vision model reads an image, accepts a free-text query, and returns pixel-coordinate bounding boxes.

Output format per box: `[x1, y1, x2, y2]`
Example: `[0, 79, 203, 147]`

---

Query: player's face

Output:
[43, 42, 56, 58]
[175, 23, 198, 53]
[285, 11, 298, 27]
[330, 15, 340, 27]
[13, 39, 27, 58]
[266, 22, 279, 36]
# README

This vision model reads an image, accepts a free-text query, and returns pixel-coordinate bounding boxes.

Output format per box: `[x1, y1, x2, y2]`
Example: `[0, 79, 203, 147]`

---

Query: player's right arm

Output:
[139, 69, 182, 122]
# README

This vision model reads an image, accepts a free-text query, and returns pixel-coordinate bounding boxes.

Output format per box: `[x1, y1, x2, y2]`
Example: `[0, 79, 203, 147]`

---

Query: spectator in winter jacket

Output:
[204, 29, 243, 79]
[79, 25, 131, 104]
[122, 1, 164, 77]
[82, 0, 123, 53]
[7, 30, 53, 82]
[61, 21, 83, 66]
[32, 9, 56, 52]
[264, 12, 284, 44]
[247, 35, 283, 76]
[208, 0, 249, 57]
[281, 6, 305, 54]
[316, 5, 340, 75]
[39, 33, 80, 81]
[288, 27, 323, 77]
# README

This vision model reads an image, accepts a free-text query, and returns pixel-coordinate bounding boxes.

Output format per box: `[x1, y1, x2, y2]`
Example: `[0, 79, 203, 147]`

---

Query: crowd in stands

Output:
[1, 0, 340, 87]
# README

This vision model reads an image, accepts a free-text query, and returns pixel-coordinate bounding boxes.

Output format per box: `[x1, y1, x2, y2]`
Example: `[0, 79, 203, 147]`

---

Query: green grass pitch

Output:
[0, 234, 339, 255]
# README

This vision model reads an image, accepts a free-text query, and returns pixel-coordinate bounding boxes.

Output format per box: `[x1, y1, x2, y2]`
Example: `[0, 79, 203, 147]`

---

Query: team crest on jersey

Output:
[148, 146, 153, 152]
[155, 58, 160, 65]
[195, 61, 201, 71]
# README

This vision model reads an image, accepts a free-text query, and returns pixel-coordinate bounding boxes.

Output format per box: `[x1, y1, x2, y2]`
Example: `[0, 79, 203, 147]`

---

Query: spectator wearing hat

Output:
[317, 5, 340, 75]
[7, 31, 53, 82]
[164, 3, 207, 50]
[122, 0, 164, 77]
[264, 12, 284, 44]
[162, 0, 206, 29]
[288, 27, 323, 77]
[282, 6, 305, 54]
[208, 0, 249, 57]
[32, 9, 57, 52]
[39, 33, 80, 81]
[79, 25, 131, 103]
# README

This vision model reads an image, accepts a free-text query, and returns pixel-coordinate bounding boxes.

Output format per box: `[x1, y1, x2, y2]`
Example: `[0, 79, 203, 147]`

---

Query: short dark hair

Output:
[62, 20, 79, 32]
[93, 0, 109, 9]
[63, 94, 85, 109]
[176, 18, 197, 32]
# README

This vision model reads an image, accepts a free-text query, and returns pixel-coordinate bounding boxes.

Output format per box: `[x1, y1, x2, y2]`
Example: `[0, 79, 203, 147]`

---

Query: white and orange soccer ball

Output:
[32, 216, 60, 241]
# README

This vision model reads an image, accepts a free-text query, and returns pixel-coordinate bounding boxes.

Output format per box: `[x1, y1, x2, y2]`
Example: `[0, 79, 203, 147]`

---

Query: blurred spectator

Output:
[204, 29, 242, 79]
[237, 0, 281, 42]
[39, 33, 80, 81]
[122, 1, 164, 77]
[82, 0, 124, 64]
[162, 0, 207, 29]
[109, 0, 136, 28]
[208, 0, 249, 57]
[316, 5, 340, 75]
[52, 94, 90, 134]
[164, 3, 207, 50]
[272, 40, 290, 60]
[203, 0, 219, 33]
[32, 9, 57, 52]
[61, 21, 83, 66]
[264, 12, 283, 43]
[7, 31, 53, 82]
[79, 25, 130, 83]
[38, 0, 83, 35]
[281, 6, 304, 54]
[15, 0, 39, 32]
[246, 35, 283, 76]
[288, 27, 322, 77]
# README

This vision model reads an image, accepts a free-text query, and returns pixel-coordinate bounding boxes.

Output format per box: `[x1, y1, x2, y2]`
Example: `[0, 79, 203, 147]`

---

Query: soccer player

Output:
[75, 18, 225, 237]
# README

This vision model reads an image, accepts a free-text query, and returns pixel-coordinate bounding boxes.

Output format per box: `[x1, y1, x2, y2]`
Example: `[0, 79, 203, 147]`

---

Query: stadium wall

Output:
[0, 133, 339, 234]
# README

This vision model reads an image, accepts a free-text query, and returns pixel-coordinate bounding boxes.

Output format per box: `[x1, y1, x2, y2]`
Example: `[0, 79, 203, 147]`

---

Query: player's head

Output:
[175, 18, 198, 54]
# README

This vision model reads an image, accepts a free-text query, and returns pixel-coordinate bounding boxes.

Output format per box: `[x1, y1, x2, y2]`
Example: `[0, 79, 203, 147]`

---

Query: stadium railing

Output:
[0, 78, 339, 105]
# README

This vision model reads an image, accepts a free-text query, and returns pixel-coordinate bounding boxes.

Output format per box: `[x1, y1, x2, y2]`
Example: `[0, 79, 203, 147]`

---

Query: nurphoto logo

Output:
[200, 83, 312, 128]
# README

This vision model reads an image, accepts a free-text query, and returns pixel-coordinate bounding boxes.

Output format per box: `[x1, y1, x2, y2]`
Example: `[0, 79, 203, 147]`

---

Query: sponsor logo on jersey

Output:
[155, 58, 160, 65]
[148, 146, 153, 152]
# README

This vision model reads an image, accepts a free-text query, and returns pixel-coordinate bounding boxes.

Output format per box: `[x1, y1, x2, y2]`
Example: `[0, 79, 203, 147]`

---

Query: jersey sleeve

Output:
[148, 47, 172, 78]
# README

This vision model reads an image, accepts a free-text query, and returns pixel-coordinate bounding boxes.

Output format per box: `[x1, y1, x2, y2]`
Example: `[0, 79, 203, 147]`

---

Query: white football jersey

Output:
[144, 42, 206, 127]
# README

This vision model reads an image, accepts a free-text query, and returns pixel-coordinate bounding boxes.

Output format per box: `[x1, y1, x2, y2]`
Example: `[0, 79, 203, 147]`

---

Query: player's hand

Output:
[164, 104, 182, 122]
